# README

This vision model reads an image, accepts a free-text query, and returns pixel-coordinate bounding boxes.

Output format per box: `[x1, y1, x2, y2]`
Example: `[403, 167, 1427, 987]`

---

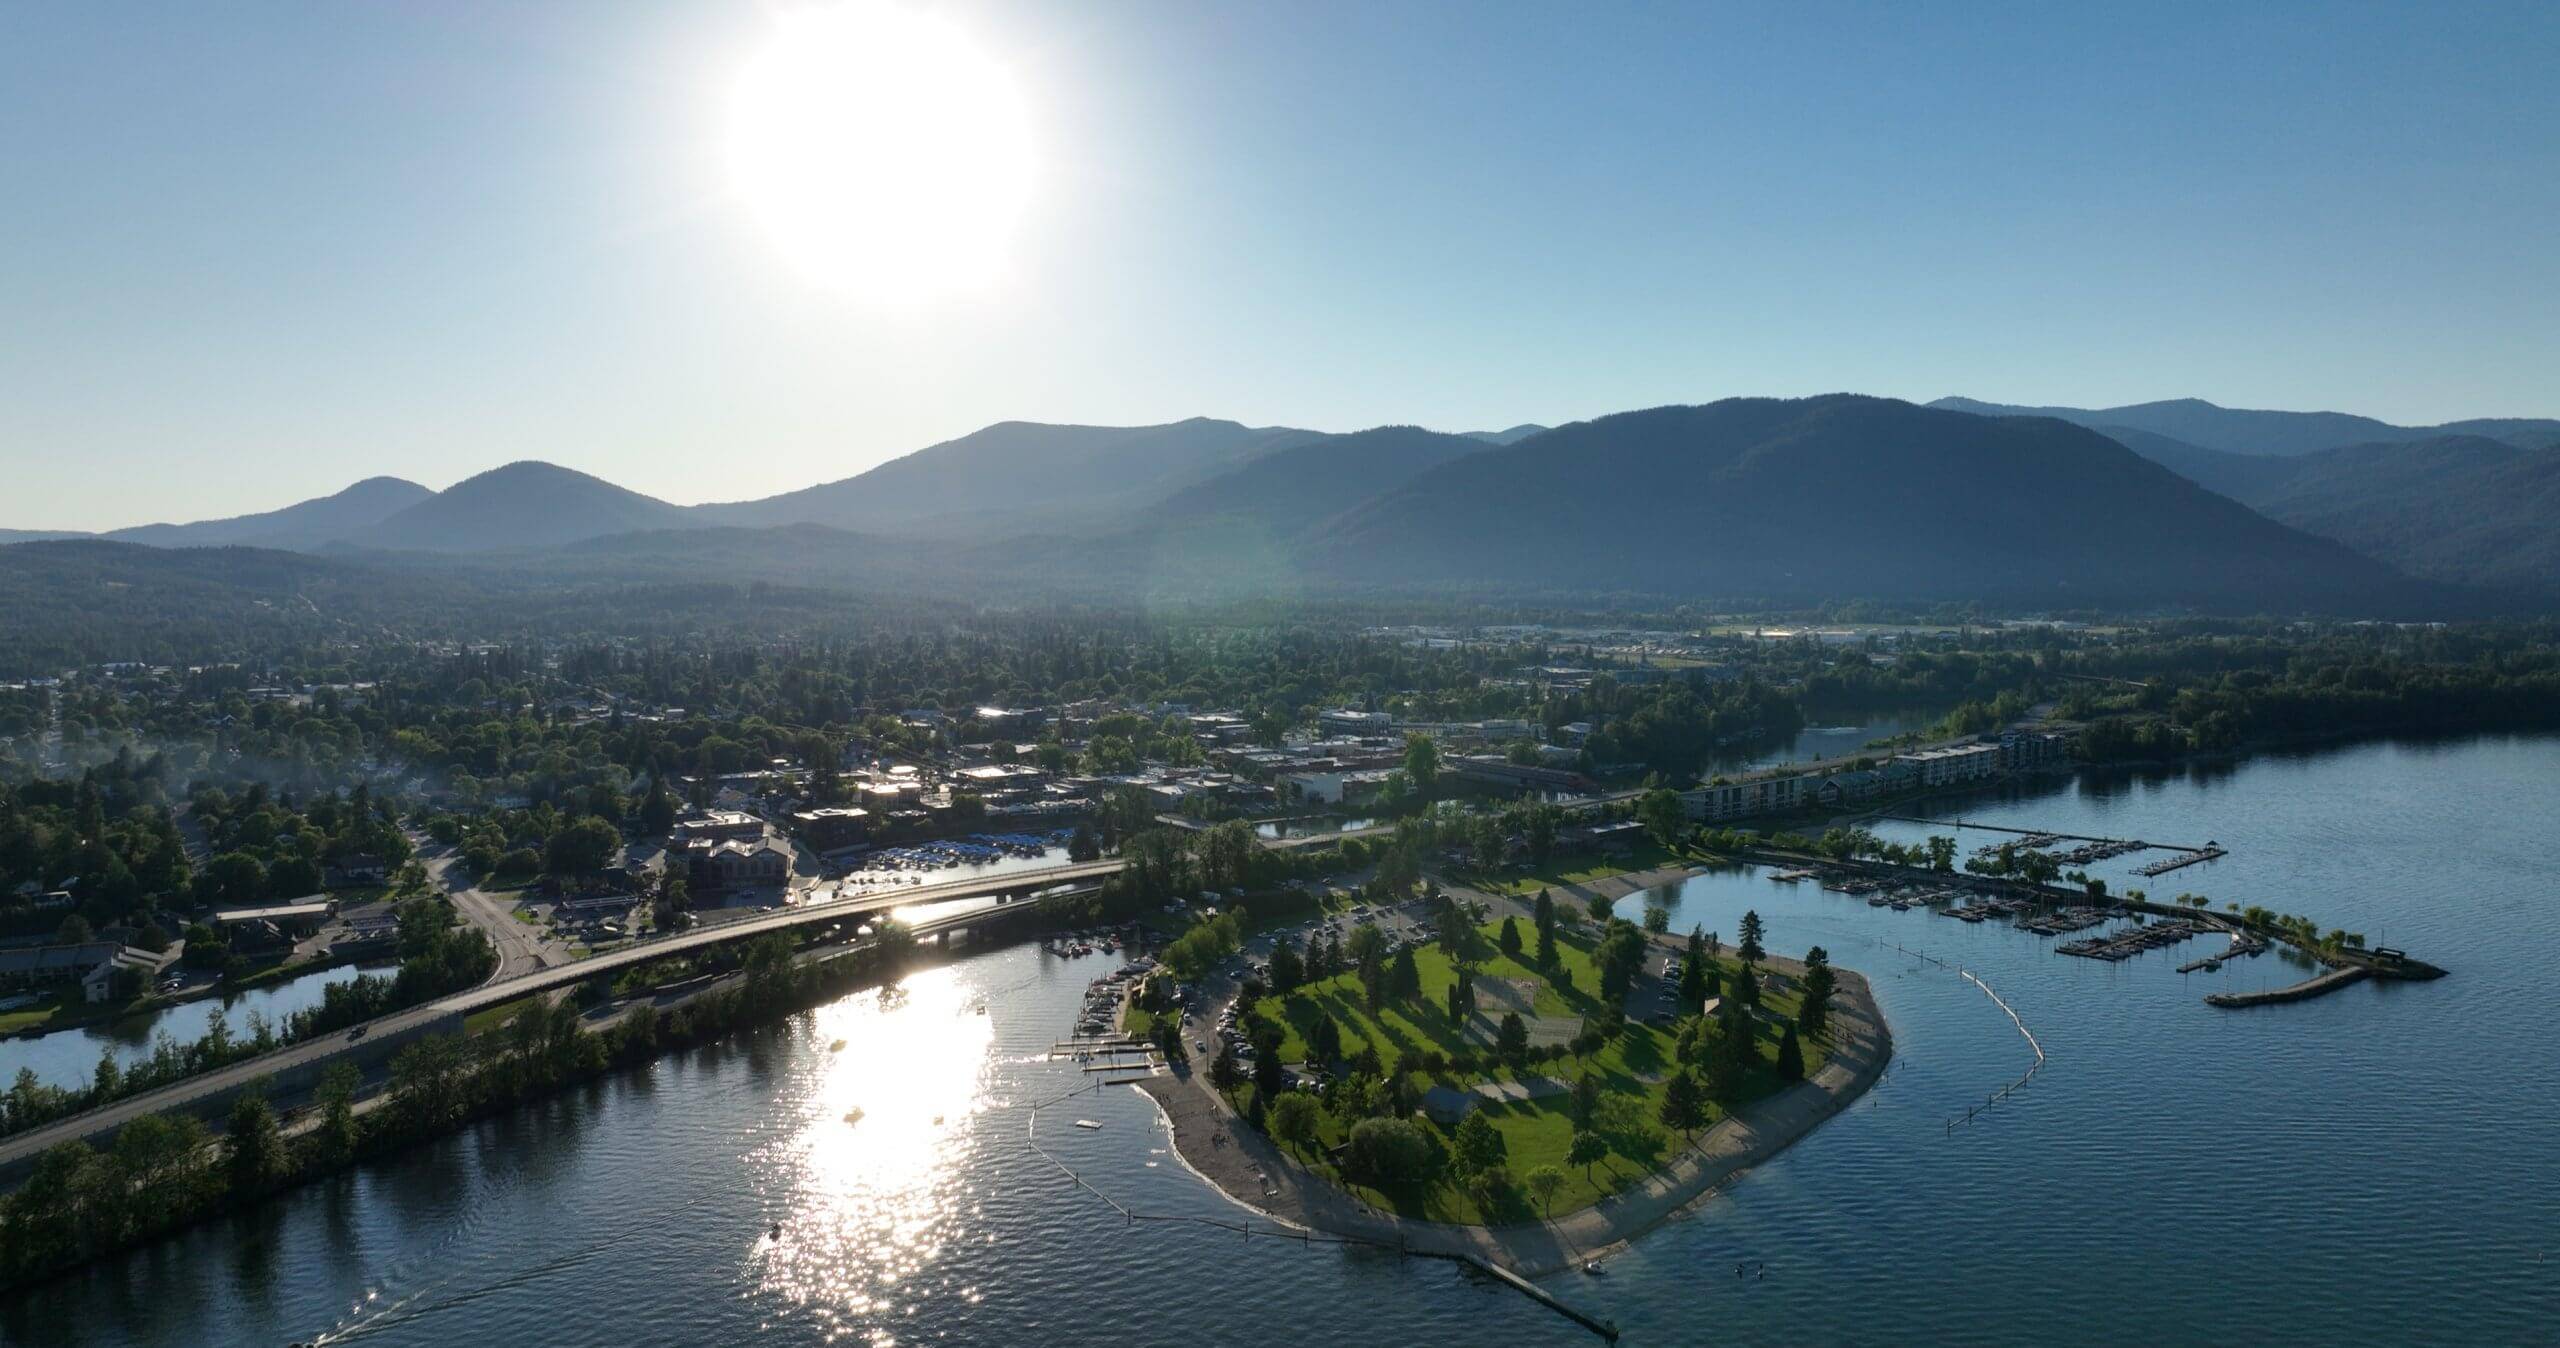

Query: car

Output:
[346, 1025, 369, 1041]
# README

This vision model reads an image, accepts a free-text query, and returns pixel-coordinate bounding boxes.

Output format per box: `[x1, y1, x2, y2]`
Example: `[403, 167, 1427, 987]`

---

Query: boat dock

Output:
[2057, 918, 2207, 962]
[2136, 845, 2229, 877]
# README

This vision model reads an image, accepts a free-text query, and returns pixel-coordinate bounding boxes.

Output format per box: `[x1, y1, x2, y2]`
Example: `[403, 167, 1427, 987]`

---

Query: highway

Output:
[0, 857, 1123, 1178]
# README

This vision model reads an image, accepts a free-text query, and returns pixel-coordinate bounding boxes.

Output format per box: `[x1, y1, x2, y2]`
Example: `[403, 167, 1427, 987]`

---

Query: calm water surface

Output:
[3, 962, 379, 1093]
[8, 735, 2558, 1345]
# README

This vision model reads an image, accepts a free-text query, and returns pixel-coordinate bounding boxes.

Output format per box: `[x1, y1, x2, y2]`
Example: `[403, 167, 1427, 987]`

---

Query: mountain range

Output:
[1930, 395, 2560, 457]
[5, 393, 2553, 613]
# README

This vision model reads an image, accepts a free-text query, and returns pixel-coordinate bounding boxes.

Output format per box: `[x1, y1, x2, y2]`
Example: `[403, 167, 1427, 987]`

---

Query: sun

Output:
[727, 2, 1035, 300]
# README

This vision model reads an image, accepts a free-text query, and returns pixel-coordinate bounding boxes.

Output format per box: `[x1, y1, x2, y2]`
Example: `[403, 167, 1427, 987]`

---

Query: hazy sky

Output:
[4, 1, 2556, 530]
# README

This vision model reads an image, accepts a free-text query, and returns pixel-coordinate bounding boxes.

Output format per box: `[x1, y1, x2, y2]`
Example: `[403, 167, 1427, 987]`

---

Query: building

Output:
[0, 942, 179, 1003]
[1893, 743, 2004, 788]
[695, 836, 793, 890]
[789, 806, 872, 850]
[1318, 708, 1395, 737]
[1680, 773, 1810, 823]
[2001, 729, 2071, 772]
[675, 810, 768, 843]
[211, 898, 336, 938]
[1448, 755, 1597, 795]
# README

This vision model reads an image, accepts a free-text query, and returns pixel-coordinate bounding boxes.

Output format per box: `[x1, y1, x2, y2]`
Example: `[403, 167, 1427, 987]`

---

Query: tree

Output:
[1587, 890, 1612, 924]
[1403, 732, 1441, 799]
[1342, 1116, 1442, 1189]
[1659, 1068, 1707, 1140]
[637, 775, 678, 837]
[1446, 977, 1472, 1025]
[1308, 1012, 1344, 1066]
[1567, 1127, 1608, 1182]
[1496, 1011, 1529, 1066]
[1269, 1091, 1325, 1158]
[1268, 941, 1305, 994]
[1533, 889, 1557, 941]
[1209, 1046, 1244, 1092]
[1594, 921, 1646, 1003]
[307, 1062, 361, 1168]
[1679, 929, 1709, 1008]
[1737, 909, 1765, 968]
[225, 1088, 289, 1197]
[1390, 948, 1421, 1000]
[1797, 945, 1835, 1037]
[1571, 1072, 1601, 1130]
[1927, 834, 1957, 873]
[54, 913, 93, 945]
[1497, 916, 1522, 958]
[1636, 787, 1686, 847]
[1731, 962, 1760, 1008]
[1526, 1163, 1566, 1218]
[1642, 902, 1671, 935]
[1066, 821, 1102, 863]
[1451, 1111, 1506, 1178]
[545, 816, 620, 882]
[1776, 1023, 1805, 1082]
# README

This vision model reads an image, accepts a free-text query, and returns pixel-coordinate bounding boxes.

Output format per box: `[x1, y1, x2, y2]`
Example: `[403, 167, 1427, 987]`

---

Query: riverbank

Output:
[1139, 959, 1890, 1278]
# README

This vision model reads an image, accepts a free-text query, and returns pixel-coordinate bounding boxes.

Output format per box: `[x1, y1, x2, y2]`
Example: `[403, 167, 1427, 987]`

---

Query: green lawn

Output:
[1235, 920, 1825, 1224]
[0, 993, 83, 1035]
[463, 997, 531, 1036]
[1479, 840, 1692, 896]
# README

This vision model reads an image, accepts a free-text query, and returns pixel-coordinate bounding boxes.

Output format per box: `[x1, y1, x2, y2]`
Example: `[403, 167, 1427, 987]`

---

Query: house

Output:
[789, 806, 872, 850]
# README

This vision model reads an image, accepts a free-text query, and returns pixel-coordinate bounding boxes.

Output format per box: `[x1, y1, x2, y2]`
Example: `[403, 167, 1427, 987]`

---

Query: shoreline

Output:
[1137, 957, 1891, 1279]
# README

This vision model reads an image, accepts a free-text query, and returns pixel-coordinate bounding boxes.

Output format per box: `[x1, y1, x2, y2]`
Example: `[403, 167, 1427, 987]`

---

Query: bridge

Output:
[0, 858, 1122, 1182]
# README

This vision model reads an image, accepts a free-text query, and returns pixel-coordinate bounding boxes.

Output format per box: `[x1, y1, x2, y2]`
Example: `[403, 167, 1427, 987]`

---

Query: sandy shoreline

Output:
[1136, 938, 1892, 1279]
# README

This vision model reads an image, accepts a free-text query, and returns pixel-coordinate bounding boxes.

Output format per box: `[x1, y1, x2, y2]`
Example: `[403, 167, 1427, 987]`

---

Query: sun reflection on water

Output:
[749, 964, 993, 1333]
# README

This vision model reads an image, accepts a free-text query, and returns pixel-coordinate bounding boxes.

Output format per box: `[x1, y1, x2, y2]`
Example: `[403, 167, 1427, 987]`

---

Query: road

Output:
[418, 841, 555, 982]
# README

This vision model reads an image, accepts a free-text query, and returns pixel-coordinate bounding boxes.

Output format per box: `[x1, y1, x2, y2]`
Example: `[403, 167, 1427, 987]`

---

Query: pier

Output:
[1884, 818, 2222, 859]
[2205, 965, 2371, 1007]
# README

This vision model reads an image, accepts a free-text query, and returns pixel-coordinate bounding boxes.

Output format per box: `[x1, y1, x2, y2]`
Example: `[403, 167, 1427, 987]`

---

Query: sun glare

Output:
[728, 2, 1035, 300]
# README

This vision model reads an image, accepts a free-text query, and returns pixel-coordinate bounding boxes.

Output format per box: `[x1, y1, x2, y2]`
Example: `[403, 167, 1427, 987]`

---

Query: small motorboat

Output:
[829, 1039, 846, 1052]
[1582, 1261, 1606, 1277]
[1073, 1119, 1103, 1131]
[843, 1107, 865, 1125]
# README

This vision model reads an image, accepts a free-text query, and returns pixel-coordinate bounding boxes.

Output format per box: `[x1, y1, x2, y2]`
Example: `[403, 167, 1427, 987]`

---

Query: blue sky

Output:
[4, 1, 2555, 530]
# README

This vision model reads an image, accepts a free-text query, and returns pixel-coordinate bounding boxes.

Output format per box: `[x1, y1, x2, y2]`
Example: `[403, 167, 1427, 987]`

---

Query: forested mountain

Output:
[695, 417, 1322, 535]
[357, 462, 696, 552]
[1933, 395, 2560, 456]
[1307, 396, 2439, 610]
[103, 476, 431, 549]
[1150, 426, 1490, 537]
[1462, 425, 1549, 445]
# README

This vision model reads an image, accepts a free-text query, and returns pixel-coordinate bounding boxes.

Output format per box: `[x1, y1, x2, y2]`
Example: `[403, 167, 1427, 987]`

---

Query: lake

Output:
[7, 734, 2556, 1344]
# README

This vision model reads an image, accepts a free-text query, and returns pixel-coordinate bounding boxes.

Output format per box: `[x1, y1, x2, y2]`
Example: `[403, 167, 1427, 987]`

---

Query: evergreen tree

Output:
[1776, 1023, 1805, 1082]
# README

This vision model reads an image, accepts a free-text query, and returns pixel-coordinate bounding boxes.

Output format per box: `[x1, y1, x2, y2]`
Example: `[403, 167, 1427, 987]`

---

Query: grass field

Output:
[1477, 839, 1692, 896]
[1234, 918, 1823, 1223]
